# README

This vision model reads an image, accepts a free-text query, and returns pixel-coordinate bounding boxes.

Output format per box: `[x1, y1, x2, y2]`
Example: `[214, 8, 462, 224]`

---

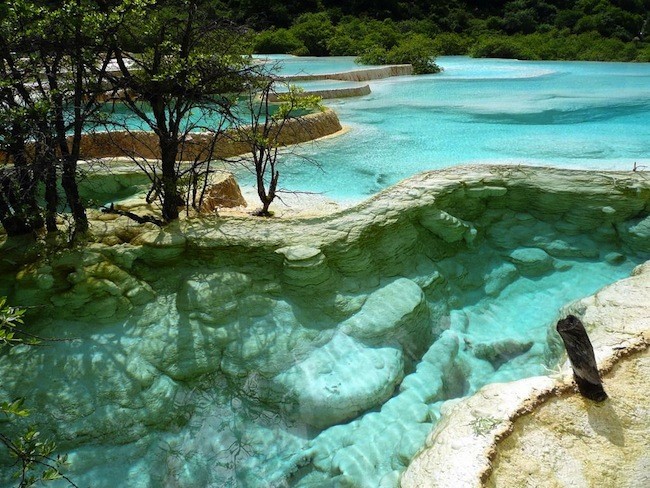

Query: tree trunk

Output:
[61, 157, 88, 234]
[556, 315, 608, 402]
[160, 138, 181, 222]
[0, 176, 31, 236]
[8, 133, 44, 232]
[42, 153, 59, 232]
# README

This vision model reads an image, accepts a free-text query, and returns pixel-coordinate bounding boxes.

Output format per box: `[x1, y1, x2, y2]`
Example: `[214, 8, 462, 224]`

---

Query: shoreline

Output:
[402, 261, 650, 488]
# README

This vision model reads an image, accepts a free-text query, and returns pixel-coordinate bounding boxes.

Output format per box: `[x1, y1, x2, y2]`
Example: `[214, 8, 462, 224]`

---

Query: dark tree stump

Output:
[556, 315, 608, 402]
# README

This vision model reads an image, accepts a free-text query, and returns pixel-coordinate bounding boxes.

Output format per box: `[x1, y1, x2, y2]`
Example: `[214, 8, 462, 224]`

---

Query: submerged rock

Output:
[419, 209, 475, 244]
[276, 245, 334, 291]
[177, 271, 252, 325]
[472, 338, 534, 369]
[617, 215, 650, 252]
[271, 332, 404, 428]
[484, 262, 519, 296]
[341, 277, 431, 358]
[1, 165, 649, 488]
[507, 247, 554, 276]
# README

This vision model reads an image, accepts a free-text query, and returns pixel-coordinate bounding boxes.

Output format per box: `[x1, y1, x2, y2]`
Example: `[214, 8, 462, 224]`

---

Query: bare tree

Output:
[234, 81, 323, 217]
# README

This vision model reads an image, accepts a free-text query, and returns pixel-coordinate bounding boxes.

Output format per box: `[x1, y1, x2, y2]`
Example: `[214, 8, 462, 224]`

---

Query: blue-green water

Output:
[242, 56, 650, 201]
[2, 57, 650, 488]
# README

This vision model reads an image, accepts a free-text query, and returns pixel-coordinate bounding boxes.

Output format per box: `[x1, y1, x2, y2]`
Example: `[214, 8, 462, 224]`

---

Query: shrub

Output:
[357, 34, 441, 74]
[254, 28, 305, 54]
[356, 46, 389, 66]
[327, 33, 362, 56]
[385, 34, 442, 74]
[469, 36, 534, 59]
[430, 32, 472, 55]
[290, 12, 335, 56]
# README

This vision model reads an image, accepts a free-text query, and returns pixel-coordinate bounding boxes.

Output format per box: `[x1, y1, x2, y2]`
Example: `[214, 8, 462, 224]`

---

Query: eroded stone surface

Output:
[401, 260, 650, 488]
[488, 348, 650, 488]
[272, 332, 405, 428]
[0, 166, 649, 488]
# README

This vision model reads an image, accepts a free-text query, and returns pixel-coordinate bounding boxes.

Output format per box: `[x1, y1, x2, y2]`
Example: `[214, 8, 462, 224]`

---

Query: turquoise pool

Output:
[1, 56, 650, 488]
[239, 56, 650, 201]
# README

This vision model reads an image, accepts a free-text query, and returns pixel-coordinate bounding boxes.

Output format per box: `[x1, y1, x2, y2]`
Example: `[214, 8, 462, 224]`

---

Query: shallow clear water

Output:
[2, 248, 640, 488]
[2, 57, 650, 488]
[237, 56, 650, 201]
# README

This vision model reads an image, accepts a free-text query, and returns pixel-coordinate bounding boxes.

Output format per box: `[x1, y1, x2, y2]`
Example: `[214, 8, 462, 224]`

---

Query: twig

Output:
[101, 203, 164, 226]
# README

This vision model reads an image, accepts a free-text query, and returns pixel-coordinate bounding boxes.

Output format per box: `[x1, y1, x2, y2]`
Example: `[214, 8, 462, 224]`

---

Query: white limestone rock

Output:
[136, 310, 227, 381]
[617, 215, 650, 252]
[176, 271, 252, 325]
[507, 247, 554, 276]
[131, 228, 187, 261]
[341, 278, 431, 358]
[271, 331, 404, 428]
[484, 262, 518, 296]
[419, 209, 476, 244]
[276, 245, 334, 291]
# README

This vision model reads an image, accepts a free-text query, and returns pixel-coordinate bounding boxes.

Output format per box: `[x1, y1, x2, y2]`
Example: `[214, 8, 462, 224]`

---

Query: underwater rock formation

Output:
[0, 165, 649, 487]
[403, 260, 650, 488]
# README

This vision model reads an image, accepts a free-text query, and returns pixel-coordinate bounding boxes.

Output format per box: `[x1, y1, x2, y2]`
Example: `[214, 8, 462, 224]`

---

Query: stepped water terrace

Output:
[1, 166, 649, 487]
[241, 56, 650, 200]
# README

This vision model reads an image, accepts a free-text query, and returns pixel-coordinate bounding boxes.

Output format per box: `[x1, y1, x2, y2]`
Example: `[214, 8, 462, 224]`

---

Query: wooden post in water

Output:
[556, 315, 608, 402]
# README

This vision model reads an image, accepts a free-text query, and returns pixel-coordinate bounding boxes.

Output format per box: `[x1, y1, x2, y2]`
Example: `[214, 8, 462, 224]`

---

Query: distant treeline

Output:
[220, 0, 650, 61]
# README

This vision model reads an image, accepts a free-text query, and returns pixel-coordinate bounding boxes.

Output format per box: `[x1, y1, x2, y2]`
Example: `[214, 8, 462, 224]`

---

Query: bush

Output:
[327, 33, 362, 56]
[291, 12, 335, 56]
[385, 34, 442, 74]
[430, 32, 472, 55]
[469, 36, 533, 59]
[254, 28, 305, 54]
[357, 34, 441, 74]
[636, 44, 650, 62]
[356, 46, 389, 65]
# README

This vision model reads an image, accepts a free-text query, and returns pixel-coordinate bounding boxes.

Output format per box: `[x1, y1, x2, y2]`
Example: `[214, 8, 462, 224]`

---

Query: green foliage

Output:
[249, 1, 650, 63]
[430, 33, 473, 55]
[0, 398, 30, 418]
[469, 36, 534, 59]
[274, 86, 324, 120]
[290, 12, 335, 56]
[254, 28, 305, 54]
[468, 31, 643, 61]
[1, 423, 73, 487]
[0, 296, 30, 347]
[357, 34, 442, 74]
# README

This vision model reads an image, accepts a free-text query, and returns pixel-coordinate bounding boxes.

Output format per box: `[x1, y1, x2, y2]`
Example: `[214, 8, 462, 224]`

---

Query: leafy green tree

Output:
[254, 28, 305, 54]
[0, 0, 122, 237]
[108, 0, 256, 222]
[290, 12, 335, 56]
[357, 34, 442, 74]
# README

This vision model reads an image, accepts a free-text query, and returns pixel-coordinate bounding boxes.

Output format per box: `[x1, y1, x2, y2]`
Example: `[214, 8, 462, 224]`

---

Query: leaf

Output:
[42, 468, 62, 481]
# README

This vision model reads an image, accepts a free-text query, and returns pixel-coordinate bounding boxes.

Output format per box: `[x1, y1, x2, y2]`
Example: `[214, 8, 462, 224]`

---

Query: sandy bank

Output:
[401, 260, 650, 488]
[488, 347, 649, 488]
